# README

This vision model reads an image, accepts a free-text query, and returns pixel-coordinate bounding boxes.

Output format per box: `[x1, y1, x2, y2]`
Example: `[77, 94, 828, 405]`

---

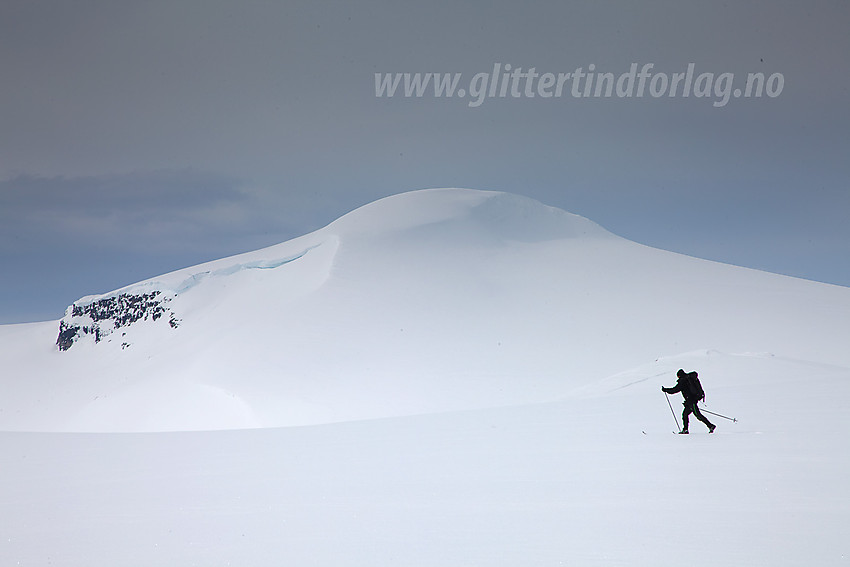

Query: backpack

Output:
[687, 372, 705, 402]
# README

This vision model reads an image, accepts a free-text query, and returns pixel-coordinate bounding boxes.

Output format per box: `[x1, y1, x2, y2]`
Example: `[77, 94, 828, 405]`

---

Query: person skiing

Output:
[662, 369, 716, 434]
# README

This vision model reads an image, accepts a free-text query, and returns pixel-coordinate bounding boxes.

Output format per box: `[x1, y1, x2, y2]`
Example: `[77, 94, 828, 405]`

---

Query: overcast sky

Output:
[1, 0, 848, 323]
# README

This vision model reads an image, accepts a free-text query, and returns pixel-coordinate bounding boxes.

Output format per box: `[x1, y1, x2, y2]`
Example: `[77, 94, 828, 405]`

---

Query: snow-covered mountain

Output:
[1, 188, 849, 432]
[2, 188, 849, 566]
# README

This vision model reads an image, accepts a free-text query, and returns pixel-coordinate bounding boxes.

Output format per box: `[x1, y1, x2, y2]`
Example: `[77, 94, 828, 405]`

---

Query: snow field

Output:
[2, 353, 847, 566]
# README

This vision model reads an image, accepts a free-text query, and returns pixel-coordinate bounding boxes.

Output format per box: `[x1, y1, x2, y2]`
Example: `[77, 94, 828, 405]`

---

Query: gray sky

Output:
[2, 0, 849, 323]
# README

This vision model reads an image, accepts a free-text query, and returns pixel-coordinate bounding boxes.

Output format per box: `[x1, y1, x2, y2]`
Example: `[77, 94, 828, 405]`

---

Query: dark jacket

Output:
[662, 372, 700, 403]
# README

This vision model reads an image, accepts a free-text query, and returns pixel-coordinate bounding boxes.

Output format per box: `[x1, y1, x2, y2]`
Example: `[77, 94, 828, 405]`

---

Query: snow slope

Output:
[1, 188, 848, 432]
[1, 188, 849, 565]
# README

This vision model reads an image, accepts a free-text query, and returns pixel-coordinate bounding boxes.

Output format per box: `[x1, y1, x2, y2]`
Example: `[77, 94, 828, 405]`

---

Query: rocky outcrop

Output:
[56, 291, 179, 351]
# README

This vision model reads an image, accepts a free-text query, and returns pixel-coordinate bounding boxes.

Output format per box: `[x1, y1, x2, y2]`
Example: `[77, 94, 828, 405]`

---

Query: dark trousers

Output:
[682, 401, 714, 431]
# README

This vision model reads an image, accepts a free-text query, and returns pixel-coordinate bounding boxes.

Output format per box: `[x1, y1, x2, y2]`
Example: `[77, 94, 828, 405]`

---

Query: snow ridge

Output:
[56, 243, 324, 350]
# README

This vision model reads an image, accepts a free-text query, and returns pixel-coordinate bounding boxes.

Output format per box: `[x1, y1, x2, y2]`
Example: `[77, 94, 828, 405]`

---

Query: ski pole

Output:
[700, 407, 737, 422]
[664, 391, 681, 431]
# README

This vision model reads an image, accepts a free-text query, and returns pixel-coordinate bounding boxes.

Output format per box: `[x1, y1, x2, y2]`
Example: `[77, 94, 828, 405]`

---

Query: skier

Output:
[662, 369, 716, 434]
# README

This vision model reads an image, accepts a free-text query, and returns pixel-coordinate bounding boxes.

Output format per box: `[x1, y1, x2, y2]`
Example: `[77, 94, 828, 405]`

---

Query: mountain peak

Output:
[327, 188, 613, 242]
[54, 189, 612, 351]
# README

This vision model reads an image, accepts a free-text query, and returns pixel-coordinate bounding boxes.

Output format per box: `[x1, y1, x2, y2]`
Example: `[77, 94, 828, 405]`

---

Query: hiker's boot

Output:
[679, 429, 689, 434]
